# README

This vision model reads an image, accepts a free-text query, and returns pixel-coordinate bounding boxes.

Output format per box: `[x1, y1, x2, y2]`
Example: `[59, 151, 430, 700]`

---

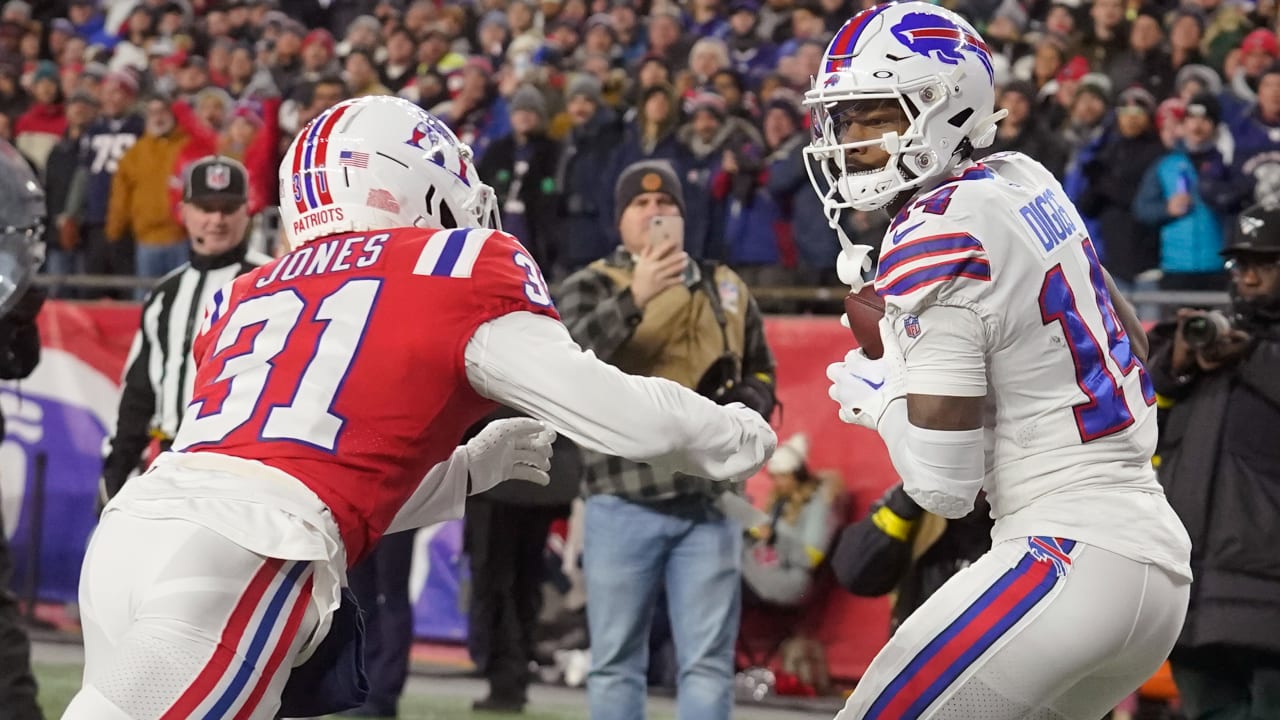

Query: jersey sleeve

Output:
[468, 229, 561, 324]
[873, 192, 996, 318]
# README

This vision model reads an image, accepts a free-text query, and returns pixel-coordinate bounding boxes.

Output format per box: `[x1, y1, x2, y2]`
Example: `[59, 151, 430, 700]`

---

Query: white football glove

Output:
[465, 418, 556, 495]
[726, 401, 778, 481]
[827, 318, 907, 430]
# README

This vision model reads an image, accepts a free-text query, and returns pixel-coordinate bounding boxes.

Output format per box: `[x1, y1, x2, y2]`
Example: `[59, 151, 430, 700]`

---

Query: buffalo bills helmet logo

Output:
[891, 12, 994, 82]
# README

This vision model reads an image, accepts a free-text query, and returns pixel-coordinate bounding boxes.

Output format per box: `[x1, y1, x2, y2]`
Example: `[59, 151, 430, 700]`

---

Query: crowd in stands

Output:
[5, 0, 1271, 299]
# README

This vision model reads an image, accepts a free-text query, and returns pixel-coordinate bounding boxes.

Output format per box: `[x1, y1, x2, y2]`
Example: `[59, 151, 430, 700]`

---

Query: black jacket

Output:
[478, 132, 562, 272]
[1149, 321, 1280, 657]
[101, 243, 270, 498]
[0, 287, 44, 441]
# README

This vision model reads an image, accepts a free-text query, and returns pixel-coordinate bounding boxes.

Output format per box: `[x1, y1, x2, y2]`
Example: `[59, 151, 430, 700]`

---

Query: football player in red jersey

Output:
[65, 96, 776, 720]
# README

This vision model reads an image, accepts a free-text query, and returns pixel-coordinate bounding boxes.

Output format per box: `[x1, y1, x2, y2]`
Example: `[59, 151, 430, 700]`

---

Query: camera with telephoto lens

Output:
[1183, 310, 1234, 350]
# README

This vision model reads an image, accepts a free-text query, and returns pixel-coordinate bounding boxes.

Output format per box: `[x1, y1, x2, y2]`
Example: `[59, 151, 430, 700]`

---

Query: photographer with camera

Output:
[556, 159, 776, 720]
[1148, 202, 1280, 720]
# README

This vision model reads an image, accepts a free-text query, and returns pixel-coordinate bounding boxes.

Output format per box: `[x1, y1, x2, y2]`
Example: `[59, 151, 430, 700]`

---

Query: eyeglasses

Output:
[1225, 255, 1280, 276]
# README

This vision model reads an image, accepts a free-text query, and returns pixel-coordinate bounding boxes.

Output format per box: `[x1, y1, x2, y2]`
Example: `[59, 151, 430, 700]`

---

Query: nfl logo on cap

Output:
[206, 163, 231, 191]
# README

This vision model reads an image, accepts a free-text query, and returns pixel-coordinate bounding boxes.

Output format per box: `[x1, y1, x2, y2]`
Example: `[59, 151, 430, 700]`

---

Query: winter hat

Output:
[509, 83, 547, 123]
[766, 433, 809, 475]
[614, 160, 686, 223]
[1174, 64, 1223, 96]
[565, 74, 603, 105]
[1117, 86, 1156, 115]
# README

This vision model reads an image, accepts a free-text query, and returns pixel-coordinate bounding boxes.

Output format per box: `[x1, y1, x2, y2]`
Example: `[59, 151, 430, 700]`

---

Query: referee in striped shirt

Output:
[100, 156, 272, 502]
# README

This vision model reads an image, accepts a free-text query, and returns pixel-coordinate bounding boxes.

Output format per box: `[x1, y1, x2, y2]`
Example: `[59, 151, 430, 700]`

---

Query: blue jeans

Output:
[584, 494, 742, 720]
[134, 242, 189, 298]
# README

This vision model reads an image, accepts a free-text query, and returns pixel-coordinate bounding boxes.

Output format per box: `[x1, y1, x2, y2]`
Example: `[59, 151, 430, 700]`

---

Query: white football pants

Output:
[835, 537, 1189, 720]
[63, 511, 320, 719]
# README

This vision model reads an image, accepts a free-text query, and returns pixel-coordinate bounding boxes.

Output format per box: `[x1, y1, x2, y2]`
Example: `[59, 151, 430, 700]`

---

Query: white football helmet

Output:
[278, 96, 499, 249]
[804, 2, 1005, 221]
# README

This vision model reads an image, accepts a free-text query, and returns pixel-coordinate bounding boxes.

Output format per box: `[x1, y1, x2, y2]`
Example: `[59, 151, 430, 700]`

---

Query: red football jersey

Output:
[172, 227, 559, 563]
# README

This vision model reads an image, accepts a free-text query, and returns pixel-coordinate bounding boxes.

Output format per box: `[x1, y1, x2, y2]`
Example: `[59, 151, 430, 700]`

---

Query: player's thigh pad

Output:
[76, 511, 319, 720]
[838, 537, 1176, 720]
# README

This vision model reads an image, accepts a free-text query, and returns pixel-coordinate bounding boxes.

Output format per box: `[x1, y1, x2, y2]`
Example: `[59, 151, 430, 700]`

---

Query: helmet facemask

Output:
[804, 73, 972, 217]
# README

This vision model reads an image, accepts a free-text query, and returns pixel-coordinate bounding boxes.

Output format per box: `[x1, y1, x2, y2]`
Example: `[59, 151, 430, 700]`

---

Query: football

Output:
[844, 285, 885, 360]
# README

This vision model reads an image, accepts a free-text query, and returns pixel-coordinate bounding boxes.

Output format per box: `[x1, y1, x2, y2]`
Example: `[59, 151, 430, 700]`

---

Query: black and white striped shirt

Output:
[102, 243, 271, 497]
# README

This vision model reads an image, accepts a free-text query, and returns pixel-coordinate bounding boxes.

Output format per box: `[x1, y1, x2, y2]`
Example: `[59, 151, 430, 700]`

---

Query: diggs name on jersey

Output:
[255, 233, 387, 289]
[1018, 187, 1078, 254]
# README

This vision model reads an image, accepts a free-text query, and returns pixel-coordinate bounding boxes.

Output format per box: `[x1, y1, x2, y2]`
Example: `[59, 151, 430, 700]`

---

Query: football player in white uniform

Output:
[809, 4, 1193, 718]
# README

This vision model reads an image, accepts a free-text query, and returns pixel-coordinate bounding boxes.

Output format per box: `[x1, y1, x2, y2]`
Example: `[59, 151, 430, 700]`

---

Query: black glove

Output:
[721, 374, 776, 420]
[879, 483, 924, 522]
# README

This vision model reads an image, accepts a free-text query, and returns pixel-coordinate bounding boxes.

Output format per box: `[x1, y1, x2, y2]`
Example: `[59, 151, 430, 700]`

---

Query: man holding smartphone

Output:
[556, 159, 776, 720]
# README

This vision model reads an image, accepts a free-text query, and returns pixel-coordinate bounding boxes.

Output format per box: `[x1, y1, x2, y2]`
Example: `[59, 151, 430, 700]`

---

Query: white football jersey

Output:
[876, 152, 1192, 582]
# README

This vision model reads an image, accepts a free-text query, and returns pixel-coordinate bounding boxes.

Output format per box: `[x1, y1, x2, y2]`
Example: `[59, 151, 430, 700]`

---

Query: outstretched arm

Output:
[464, 312, 776, 483]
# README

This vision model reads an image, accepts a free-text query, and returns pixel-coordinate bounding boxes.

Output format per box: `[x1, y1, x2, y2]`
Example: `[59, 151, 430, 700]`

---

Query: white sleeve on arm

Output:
[877, 401, 986, 519]
[464, 312, 771, 482]
[385, 446, 469, 534]
[898, 303, 988, 397]
[877, 303, 989, 518]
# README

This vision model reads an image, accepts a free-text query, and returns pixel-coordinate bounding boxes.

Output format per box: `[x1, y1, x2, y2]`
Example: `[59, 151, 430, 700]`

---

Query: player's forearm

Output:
[385, 447, 468, 534]
[465, 312, 768, 481]
[878, 400, 984, 519]
[1102, 267, 1148, 362]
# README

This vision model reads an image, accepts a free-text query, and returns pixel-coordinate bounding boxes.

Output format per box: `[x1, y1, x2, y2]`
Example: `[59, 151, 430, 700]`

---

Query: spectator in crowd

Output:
[1225, 28, 1278, 111]
[346, 48, 392, 98]
[1081, 0, 1129, 72]
[1061, 73, 1115, 245]
[432, 56, 502, 162]
[1134, 92, 1235, 291]
[614, 82, 686, 188]
[763, 93, 839, 285]
[977, 80, 1067, 178]
[681, 90, 761, 260]
[1229, 63, 1280, 208]
[1078, 86, 1165, 287]
[464, 408, 577, 713]
[1147, 202, 1280, 720]
[557, 159, 775, 720]
[13, 59, 63, 174]
[554, 75, 623, 277]
[1168, 8, 1208, 74]
[100, 157, 268, 501]
[741, 434, 844, 607]
[42, 90, 96, 297]
[478, 83, 560, 271]
[1198, 0, 1253, 72]
[0, 136, 47, 720]
[724, 1, 776, 88]
[70, 70, 143, 300]
[343, 533, 415, 719]
[1107, 8, 1174, 100]
[106, 94, 189, 285]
